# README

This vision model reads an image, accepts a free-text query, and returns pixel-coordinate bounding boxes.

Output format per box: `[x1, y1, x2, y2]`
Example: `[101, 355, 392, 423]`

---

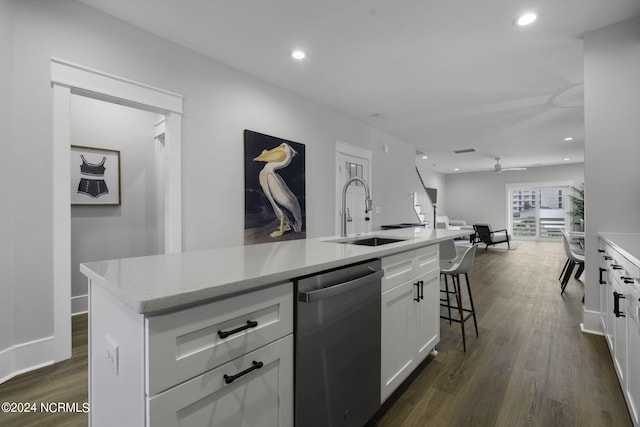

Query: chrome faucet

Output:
[341, 177, 372, 237]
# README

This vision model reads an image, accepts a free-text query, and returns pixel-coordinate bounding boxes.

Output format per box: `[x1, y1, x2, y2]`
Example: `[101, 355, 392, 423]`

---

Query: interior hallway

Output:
[0, 241, 630, 426]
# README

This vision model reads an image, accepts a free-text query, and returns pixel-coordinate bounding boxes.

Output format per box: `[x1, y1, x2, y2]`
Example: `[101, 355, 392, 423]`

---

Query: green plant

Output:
[567, 184, 584, 228]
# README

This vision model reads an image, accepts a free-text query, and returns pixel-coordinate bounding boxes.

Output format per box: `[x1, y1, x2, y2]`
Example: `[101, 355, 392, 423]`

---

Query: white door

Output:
[335, 142, 372, 236]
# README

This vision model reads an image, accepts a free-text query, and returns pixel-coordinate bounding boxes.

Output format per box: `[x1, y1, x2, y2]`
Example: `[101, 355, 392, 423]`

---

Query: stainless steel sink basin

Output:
[329, 236, 408, 246]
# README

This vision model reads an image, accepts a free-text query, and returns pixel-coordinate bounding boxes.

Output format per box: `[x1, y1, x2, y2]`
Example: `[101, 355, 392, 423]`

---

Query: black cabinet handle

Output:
[598, 249, 605, 253]
[621, 276, 635, 284]
[614, 292, 626, 318]
[218, 320, 259, 339]
[599, 268, 607, 285]
[604, 256, 613, 261]
[224, 360, 263, 384]
[419, 280, 424, 301]
[612, 265, 623, 270]
[414, 281, 421, 302]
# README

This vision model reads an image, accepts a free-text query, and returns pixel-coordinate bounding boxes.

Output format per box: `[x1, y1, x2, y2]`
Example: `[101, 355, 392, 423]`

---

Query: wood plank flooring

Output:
[368, 241, 632, 427]
[0, 314, 88, 426]
[0, 241, 631, 426]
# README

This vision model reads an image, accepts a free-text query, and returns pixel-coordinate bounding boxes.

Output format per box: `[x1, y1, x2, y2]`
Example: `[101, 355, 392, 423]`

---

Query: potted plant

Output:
[567, 184, 584, 231]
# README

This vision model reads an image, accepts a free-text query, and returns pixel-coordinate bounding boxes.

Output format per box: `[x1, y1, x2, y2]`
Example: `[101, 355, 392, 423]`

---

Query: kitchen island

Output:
[81, 227, 470, 426]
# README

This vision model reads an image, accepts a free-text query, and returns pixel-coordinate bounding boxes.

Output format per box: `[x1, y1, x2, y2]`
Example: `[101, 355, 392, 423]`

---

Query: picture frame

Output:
[70, 145, 121, 206]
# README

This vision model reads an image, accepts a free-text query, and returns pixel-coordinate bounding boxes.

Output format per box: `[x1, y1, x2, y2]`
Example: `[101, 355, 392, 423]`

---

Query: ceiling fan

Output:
[493, 157, 527, 173]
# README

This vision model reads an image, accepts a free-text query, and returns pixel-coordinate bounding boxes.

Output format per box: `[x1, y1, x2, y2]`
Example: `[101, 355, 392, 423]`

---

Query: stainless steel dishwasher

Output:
[294, 259, 383, 427]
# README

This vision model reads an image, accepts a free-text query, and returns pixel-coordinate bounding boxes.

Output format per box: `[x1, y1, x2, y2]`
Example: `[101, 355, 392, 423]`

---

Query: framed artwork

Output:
[70, 145, 121, 205]
[244, 130, 306, 244]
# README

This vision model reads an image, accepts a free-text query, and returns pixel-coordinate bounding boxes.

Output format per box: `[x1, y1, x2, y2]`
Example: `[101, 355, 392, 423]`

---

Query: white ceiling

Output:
[77, 0, 640, 174]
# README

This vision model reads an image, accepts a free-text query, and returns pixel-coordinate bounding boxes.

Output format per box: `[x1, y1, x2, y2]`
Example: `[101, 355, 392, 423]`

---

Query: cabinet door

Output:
[147, 335, 293, 427]
[627, 301, 640, 425]
[598, 244, 610, 338]
[612, 279, 627, 389]
[381, 280, 415, 403]
[414, 269, 440, 363]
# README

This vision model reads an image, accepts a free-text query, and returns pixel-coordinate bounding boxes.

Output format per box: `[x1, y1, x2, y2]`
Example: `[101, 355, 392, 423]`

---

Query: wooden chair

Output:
[473, 224, 510, 250]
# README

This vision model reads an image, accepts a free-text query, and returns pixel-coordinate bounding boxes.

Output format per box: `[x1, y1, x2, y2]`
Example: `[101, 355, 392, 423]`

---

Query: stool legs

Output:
[440, 272, 478, 352]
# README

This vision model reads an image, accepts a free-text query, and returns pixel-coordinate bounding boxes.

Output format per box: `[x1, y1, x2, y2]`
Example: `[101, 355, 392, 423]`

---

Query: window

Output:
[509, 185, 570, 239]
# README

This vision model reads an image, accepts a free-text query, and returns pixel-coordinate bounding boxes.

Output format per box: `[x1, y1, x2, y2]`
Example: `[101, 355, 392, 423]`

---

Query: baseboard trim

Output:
[581, 308, 604, 336]
[72, 294, 88, 315]
[0, 336, 54, 385]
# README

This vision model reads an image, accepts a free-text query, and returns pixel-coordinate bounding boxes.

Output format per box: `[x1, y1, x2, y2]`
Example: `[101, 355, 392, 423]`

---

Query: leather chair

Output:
[472, 224, 510, 250]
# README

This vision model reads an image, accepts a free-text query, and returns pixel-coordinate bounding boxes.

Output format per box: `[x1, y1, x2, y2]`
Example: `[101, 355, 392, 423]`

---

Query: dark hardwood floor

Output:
[0, 241, 631, 426]
[0, 314, 88, 426]
[369, 241, 632, 427]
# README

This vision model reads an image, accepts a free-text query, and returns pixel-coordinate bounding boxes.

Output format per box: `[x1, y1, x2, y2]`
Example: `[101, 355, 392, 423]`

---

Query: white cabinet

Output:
[380, 245, 439, 403]
[597, 234, 640, 427]
[89, 282, 294, 427]
[627, 296, 640, 425]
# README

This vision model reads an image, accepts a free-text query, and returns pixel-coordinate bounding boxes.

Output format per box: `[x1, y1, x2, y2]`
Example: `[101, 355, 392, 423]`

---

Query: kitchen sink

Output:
[329, 236, 408, 246]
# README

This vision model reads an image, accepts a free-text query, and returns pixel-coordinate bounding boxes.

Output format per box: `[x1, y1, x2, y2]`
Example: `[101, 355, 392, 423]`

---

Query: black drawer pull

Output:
[621, 276, 636, 284]
[598, 249, 605, 253]
[599, 268, 607, 285]
[612, 265, 623, 270]
[224, 360, 263, 384]
[604, 256, 613, 261]
[218, 320, 258, 339]
[614, 291, 626, 318]
[414, 281, 421, 302]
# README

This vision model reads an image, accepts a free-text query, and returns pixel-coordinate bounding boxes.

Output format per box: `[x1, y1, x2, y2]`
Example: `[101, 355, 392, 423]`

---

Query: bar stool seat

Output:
[440, 244, 478, 352]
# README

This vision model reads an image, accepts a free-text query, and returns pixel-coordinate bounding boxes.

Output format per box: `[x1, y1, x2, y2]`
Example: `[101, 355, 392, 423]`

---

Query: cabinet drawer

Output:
[146, 282, 293, 395]
[414, 245, 439, 276]
[381, 250, 415, 292]
[147, 334, 293, 427]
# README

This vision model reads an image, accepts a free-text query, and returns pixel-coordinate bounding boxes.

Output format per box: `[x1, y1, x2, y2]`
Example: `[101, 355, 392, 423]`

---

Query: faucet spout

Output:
[341, 177, 372, 238]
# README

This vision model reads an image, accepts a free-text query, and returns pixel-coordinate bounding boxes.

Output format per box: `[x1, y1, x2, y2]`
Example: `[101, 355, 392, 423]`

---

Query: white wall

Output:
[70, 96, 162, 314]
[4, 0, 423, 377]
[443, 163, 585, 229]
[583, 16, 640, 332]
[0, 0, 15, 374]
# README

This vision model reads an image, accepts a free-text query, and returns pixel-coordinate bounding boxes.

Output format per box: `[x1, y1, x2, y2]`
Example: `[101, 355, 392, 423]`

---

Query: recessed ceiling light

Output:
[291, 50, 306, 60]
[564, 158, 571, 161]
[564, 137, 573, 141]
[515, 12, 537, 26]
[454, 168, 460, 172]
[422, 155, 428, 159]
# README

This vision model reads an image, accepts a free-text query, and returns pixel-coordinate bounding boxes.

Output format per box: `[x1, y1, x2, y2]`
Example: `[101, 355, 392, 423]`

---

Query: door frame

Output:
[51, 58, 183, 361]
[335, 141, 373, 235]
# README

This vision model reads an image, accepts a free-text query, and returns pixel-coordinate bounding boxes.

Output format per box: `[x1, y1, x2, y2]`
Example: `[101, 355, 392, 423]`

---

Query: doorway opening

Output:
[51, 59, 183, 362]
[335, 141, 372, 235]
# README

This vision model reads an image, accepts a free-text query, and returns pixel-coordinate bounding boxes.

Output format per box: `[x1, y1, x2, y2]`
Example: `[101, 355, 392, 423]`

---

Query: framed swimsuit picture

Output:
[70, 145, 121, 206]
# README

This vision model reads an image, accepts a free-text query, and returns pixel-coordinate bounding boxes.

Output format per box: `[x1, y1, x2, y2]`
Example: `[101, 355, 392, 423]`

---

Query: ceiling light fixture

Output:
[291, 50, 306, 60]
[564, 137, 573, 141]
[422, 155, 428, 159]
[454, 168, 460, 172]
[515, 12, 537, 26]
[564, 158, 571, 161]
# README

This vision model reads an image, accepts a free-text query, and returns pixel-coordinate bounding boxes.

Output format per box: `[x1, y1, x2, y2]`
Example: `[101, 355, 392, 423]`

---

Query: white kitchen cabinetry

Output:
[89, 282, 293, 427]
[598, 234, 640, 427]
[380, 245, 439, 403]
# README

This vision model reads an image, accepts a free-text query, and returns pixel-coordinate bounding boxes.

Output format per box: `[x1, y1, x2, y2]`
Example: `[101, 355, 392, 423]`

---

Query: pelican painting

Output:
[244, 130, 305, 244]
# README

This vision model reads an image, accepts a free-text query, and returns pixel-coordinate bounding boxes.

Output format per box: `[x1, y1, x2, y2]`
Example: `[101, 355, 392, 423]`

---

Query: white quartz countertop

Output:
[81, 228, 471, 315]
[598, 232, 640, 267]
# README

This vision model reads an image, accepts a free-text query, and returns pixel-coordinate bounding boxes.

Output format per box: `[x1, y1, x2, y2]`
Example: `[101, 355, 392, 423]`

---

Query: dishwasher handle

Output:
[299, 268, 383, 303]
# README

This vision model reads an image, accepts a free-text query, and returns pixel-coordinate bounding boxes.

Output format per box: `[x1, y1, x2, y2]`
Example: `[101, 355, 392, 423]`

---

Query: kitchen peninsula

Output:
[81, 228, 470, 426]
